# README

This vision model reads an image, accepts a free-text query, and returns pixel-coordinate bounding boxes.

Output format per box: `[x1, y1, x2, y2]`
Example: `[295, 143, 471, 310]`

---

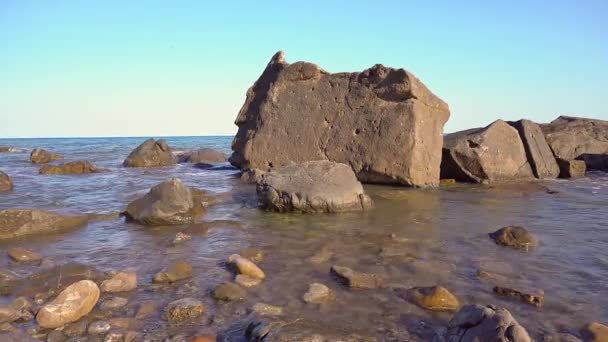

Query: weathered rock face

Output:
[0, 170, 12, 192]
[441, 120, 534, 183]
[123, 178, 204, 225]
[123, 138, 177, 167]
[557, 158, 586, 178]
[508, 119, 560, 179]
[444, 304, 531, 342]
[230, 51, 450, 187]
[177, 148, 228, 163]
[36, 280, 100, 329]
[542, 116, 608, 171]
[256, 161, 373, 213]
[39, 161, 105, 175]
[30, 148, 63, 164]
[0, 209, 88, 240]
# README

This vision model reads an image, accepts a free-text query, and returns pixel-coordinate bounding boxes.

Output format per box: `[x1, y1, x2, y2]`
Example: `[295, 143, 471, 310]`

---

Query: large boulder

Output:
[30, 148, 63, 164]
[443, 304, 531, 342]
[441, 120, 534, 183]
[36, 280, 100, 329]
[230, 51, 450, 187]
[177, 148, 228, 163]
[123, 178, 204, 225]
[39, 161, 105, 175]
[541, 116, 608, 171]
[0, 170, 12, 192]
[507, 119, 560, 179]
[123, 138, 177, 167]
[256, 161, 373, 213]
[0, 209, 88, 240]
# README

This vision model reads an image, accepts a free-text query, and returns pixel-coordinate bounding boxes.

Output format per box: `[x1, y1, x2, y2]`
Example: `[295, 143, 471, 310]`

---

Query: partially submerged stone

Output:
[0, 170, 12, 192]
[153, 260, 192, 283]
[444, 304, 531, 342]
[36, 280, 100, 329]
[0, 209, 88, 240]
[493, 286, 544, 307]
[30, 148, 63, 164]
[163, 298, 206, 322]
[257, 160, 373, 213]
[212, 283, 246, 302]
[330, 265, 381, 289]
[489, 226, 538, 250]
[302, 283, 333, 304]
[406, 286, 460, 312]
[251, 303, 283, 317]
[227, 254, 265, 280]
[123, 138, 177, 167]
[7, 248, 42, 263]
[508, 119, 560, 179]
[177, 148, 228, 163]
[557, 158, 586, 178]
[100, 296, 128, 311]
[39, 160, 106, 175]
[173, 232, 192, 244]
[101, 270, 138, 293]
[235, 275, 262, 288]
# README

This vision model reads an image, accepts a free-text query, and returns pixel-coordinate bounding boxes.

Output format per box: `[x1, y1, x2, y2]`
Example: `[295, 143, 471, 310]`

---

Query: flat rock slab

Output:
[230, 51, 450, 187]
[256, 160, 373, 213]
[0, 209, 88, 240]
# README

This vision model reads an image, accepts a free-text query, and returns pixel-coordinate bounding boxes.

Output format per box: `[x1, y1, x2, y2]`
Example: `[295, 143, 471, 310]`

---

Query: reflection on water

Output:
[0, 137, 607, 340]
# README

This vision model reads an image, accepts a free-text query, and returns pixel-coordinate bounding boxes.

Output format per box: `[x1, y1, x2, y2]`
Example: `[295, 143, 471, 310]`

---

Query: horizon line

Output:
[0, 134, 236, 140]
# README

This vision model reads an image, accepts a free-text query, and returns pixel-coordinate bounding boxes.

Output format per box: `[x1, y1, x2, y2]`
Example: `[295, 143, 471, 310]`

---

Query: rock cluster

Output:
[443, 304, 531, 342]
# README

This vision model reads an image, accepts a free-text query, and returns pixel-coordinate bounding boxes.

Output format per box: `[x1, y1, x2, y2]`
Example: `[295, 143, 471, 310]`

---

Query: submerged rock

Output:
[123, 138, 177, 167]
[39, 161, 106, 175]
[30, 148, 63, 164]
[493, 286, 544, 307]
[153, 260, 192, 283]
[0, 146, 13, 152]
[257, 160, 374, 213]
[212, 283, 246, 302]
[101, 270, 138, 293]
[230, 51, 450, 187]
[508, 119, 560, 179]
[557, 158, 586, 178]
[173, 232, 192, 244]
[123, 178, 205, 225]
[0, 170, 12, 192]
[405, 286, 459, 312]
[36, 280, 100, 329]
[302, 283, 333, 304]
[100, 296, 128, 311]
[489, 226, 538, 250]
[235, 275, 262, 288]
[581, 322, 608, 342]
[88, 320, 111, 335]
[163, 298, 206, 322]
[330, 265, 381, 289]
[251, 303, 283, 317]
[227, 254, 265, 280]
[0, 209, 88, 240]
[177, 148, 228, 163]
[441, 120, 534, 183]
[7, 248, 42, 263]
[444, 304, 531, 342]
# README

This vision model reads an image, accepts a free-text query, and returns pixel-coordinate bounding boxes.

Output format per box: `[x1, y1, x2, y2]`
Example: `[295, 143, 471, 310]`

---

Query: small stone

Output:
[212, 283, 246, 302]
[173, 232, 192, 244]
[100, 297, 128, 311]
[251, 303, 283, 317]
[489, 226, 538, 250]
[153, 260, 192, 283]
[135, 301, 157, 319]
[307, 245, 333, 264]
[330, 265, 381, 289]
[235, 275, 262, 288]
[46, 330, 67, 342]
[88, 320, 111, 335]
[63, 318, 90, 336]
[406, 286, 460, 312]
[101, 271, 138, 293]
[303, 283, 333, 304]
[163, 298, 206, 322]
[227, 254, 265, 279]
[493, 286, 544, 307]
[7, 247, 42, 263]
[36, 280, 100, 329]
[581, 322, 608, 342]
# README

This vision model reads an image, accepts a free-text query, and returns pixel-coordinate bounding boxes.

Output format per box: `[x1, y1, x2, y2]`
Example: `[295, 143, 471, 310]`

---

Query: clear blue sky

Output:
[1, 0, 606, 138]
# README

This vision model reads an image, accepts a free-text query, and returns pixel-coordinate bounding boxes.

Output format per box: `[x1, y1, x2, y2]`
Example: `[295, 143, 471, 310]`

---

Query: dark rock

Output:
[212, 283, 246, 301]
[493, 286, 544, 307]
[0, 170, 12, 192]
[39, 161, 106, 175]
[557, 158, 586, 178]
[163, 298, 206, 322]
[177, 148, 228, 163]
[123, 138, 177, 167]
[330, 265, 381, 289]
[123, 178, 205, 225]
[193, 163, 214, 169]
[541, 116, 608, 171]
[444, 304, 531, 342]
[0, 209, 88, 240]
[30, 148, 63, 164]
[489, 226, 538, 250]
[230, 51, 450, 187]
[256, 161, 373, 213]
[441, 120, 534, 183]
[508, 119, 560, 179]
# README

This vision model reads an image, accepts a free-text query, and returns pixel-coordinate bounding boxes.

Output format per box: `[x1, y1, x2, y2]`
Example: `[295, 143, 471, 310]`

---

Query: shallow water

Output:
[0, 136, 607, 340]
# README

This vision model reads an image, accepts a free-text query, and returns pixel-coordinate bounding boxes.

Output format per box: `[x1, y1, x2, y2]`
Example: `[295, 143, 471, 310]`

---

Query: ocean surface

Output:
[0, 136, 607, 340]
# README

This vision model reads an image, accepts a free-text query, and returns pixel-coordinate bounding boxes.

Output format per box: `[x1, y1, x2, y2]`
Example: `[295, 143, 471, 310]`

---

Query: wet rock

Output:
[303, 283, 333, 304]
[0, 305, 19, 324]
[46, 330, 67, 342]
[0, 170, 12, 192]
[36, 280, 100, 329]
[543, 333, 582, 342]
[88, 320, 111, 335]
[134, 301, 157, 320]
[212, 283, 246, 302]
[239, 248, 264, 263]
[123, 138, 177, 167]
[100, 297, 128, 311]
[163, 298, 206, 322]
[7, 247, 42, 263]
[257, 161, 374, 213]
[63, 318, 90, 336]
[0, 209, 88, 240]
[177, 148, 228, 163]
[172, 232, 192, 244]
[541, 116, 608, 171]
[441, 120, 535, 183]
[557, 158, 586, 178]
[508, 119, 560, 179]
[240, 169, 266, 184]
[581, 322, 608, 342]
[1, 297, 34, 323]
[101, 270, 138, 293]
[489, 226, 538, 250]
[193, 162, 214, 169]
[439, 178, 456, 187]
[123, 178, 205, 225]
[493, 286, 544, 307]
[152, 260, 192, 283]
[23, 262, 104, 299]
[330, 265, 382, 289]
[444, 304, 531, 342]
[0, 146, 13, 152]
[307, 245, 334, 264]
[39, 161, 106, 175]
[405, 286, 459, 312]
[228, 254, 265, 280]
[251, 303, 283, 317]
[230, 51, 450, 187]
[235, 275, 262, 288]
[30, 148, 63, 164]
[87, 212, 121, 222]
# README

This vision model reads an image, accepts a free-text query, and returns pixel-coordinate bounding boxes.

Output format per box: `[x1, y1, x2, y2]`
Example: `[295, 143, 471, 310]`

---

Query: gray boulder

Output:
[230, 51, 450, 187]
[177, 148, 228, 163]
[443, 304, 531, 342]
[541, 116, 608, 171]
[507, 119, 559, 179]
[30, 148, 63, 164]
[0, 209, 88, 240]
[441, 120, 534, 183]
[123, 178, 205, 225]
[256, 161, 373, 213]
[0, 170, 12, 192]
[123, 138, 177, 167]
